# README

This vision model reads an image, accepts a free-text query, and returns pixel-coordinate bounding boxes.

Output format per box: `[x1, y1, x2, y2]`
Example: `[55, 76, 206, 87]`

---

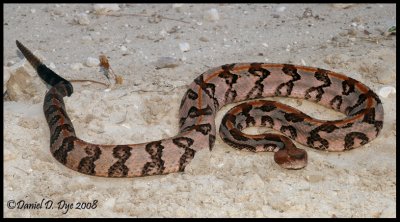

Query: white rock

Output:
[120, 45, 127, 51]
[30, 8, 36, 13]
[262, 43, 269, 47]
[276, 6, 286, 12]
[5, 59, 46, 102]
[49, 62, 56, 69]
[172, 4, 183, 12]
[378, 86, 396, 98]
[159, 29, 168, 37]
[70, 63, 84, 70]
[332, 4, 354, 9]
[204, 8, 219, 21]
[172, 4, 183, 8]
[357, 24, 365, 30]
[85, 57, 100, 67]
[75, 13, 90, 25]
[93, 4, 120, 15]
[6, 60, 15, 66]
[179, 42, 190, 52]
[81, 35, 92, 42]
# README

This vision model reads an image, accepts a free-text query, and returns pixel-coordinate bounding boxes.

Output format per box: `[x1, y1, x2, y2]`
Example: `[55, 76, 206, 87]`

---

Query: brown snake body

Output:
[16, 40, 384, 177]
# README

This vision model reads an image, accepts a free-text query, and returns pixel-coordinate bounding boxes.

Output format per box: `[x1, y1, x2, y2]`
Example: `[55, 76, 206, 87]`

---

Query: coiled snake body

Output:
[16, 40, 384, 178]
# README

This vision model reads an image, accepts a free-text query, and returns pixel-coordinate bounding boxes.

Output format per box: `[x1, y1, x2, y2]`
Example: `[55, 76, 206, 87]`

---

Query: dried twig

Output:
[69, 55, 122, 88]
[69, 79, 109, 87]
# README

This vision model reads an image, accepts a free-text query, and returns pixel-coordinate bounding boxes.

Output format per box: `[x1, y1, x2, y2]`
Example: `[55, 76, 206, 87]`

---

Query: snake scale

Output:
[16, 40, 384, 178]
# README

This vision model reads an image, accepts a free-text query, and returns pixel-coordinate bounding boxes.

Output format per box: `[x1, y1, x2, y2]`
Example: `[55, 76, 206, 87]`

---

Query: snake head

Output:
[273, 137, 308, 170]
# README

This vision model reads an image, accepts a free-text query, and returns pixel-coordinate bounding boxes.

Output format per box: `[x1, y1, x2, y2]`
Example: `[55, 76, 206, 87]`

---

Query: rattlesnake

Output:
[16, 40, 384, 177]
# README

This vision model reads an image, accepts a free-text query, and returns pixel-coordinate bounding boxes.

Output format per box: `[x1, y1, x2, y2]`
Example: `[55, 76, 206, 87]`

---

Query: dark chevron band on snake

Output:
[16, 40, 384, 177]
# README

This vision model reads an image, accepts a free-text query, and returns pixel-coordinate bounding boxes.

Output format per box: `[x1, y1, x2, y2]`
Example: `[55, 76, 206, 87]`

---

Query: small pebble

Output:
[306, 174, 325, 183]
[167, 26, 180, 34]
[204, 8, 219, 21]
[81, 35, 92, 42]
[85, 57, 100, 67]
[70, 63, 84, 70]
[332, 4, 354, 9]
[154, 57, 180, 69]
[30, 8, 36, 13]
[179, 42, 190, 52]
[50, 9, 65, 17]
[356, 24, 365, 30]
[159, 29, 168, 37]
[93, 4, 120, 15]
[120, 45, 127, 51]
[262, 43, 269, 47]
[75, 13, 90, 25]
[378, 86, 396, 98]
[276, 6, 286, 12]
[172, 4, 183, 12]
[302, 8, 313, 18]
[6, 61, 15, 67]
[172, 4, 183, 8]
[271, 14, 280, 18]
[351, 17, 361, 23]
[199, 36, 209, 42]
[49, 62, 56, 69]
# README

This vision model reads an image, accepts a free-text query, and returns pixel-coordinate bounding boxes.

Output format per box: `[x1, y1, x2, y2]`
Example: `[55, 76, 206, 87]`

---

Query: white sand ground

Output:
[3, 4, 396, 218]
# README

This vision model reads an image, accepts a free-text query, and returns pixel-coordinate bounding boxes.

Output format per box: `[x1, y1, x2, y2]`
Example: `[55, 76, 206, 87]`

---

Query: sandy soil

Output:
[3, 4, 396, 218]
